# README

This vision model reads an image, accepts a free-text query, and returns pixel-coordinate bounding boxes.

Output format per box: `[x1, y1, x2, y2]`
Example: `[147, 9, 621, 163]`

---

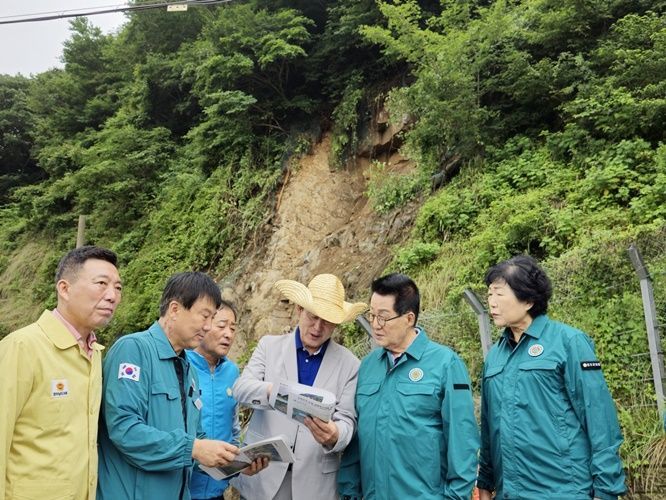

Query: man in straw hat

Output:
[233, 273, 367, 500]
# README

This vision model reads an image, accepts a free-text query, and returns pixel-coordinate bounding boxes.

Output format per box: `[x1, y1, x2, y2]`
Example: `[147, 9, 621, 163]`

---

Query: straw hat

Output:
[274, 274, 367, 324]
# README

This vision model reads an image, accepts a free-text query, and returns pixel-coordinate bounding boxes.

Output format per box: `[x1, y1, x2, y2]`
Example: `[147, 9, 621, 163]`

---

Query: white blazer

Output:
[232, 331, 360, 500]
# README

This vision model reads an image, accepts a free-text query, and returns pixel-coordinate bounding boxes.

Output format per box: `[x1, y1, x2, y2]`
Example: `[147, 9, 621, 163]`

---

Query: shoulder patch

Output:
[118, 362, 141, 381]
[581, 361, 601, 370]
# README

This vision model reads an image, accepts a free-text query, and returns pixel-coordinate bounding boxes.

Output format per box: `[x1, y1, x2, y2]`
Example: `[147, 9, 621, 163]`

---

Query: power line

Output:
[0, 0, 232, 25]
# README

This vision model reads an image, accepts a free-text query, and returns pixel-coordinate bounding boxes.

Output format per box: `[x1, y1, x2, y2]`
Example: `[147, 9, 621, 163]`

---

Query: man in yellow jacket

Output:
[0, 245, 122, 500]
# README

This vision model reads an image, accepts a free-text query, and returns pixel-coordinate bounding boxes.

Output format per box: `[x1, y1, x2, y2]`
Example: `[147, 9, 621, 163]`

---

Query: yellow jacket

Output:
[0, 310, 104, 500]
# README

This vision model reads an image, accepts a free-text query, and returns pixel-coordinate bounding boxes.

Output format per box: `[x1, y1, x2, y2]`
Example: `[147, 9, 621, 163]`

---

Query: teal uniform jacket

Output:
[478, 315, 626, 500]
[338, 329, 479, 499]
[97, 322, 204, 500]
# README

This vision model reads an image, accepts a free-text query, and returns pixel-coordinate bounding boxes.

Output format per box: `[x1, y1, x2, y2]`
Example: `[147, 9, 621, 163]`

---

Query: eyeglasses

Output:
[364, 312, 404, 327]
[303, 310, 335, 327]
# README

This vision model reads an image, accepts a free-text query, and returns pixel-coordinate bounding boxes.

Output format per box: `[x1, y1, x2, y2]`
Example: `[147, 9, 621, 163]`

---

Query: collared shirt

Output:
[295, 327, 329, 386]
[478, 314, 626, 500]
[52, 308, 97, 359]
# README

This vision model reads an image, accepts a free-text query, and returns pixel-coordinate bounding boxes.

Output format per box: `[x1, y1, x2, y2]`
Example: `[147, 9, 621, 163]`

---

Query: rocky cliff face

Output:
[225, 119, 420, 358]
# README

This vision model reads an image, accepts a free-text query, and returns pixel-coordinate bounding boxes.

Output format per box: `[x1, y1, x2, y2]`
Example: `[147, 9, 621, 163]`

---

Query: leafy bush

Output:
[366, 160, 425, 214]
[393, 241, 441, 272]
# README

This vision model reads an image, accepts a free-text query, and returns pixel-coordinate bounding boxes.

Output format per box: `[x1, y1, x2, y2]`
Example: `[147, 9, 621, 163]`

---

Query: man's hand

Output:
[478, 488, 493, 500]
[192, 439, 239, 467]
[241, 456, 270, 476]
[303, 416, 339, 448]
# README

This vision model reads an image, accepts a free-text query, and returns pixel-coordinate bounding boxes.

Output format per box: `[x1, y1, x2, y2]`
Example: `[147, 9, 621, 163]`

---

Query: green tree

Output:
[0, 75, 41, 202]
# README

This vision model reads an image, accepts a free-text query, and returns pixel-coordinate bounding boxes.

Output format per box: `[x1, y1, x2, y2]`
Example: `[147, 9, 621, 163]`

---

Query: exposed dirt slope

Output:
[227, 133, 419, 357]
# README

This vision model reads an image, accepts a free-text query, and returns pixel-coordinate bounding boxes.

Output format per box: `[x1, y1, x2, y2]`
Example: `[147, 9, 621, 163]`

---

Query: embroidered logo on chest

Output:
[408, 368, 424, 382]
[528, 344, 544, 357]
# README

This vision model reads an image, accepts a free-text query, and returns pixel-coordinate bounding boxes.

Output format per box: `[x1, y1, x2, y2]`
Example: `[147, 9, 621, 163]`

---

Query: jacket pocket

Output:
[483, 364, 505, 379]
[149, 383, 181, 429]
[395, 382, 437, 396]
[395, 382, 440, 420]
[151, 383, 179, 400]
[10, 480, 74, 500]
[517, 360, 561, 396]
[356, 382, 380, 397]
[518, 360, 558, 371]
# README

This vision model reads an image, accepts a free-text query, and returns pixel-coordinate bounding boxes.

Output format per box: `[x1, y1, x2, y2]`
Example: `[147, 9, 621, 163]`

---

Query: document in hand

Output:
[268, 379, 337, 423]
[199, 435, 295, 480]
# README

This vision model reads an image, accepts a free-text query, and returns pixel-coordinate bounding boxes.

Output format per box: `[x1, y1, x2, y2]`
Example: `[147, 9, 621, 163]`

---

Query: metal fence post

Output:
[463, 288, 493, 359]
[355, 315, 372, 338]
[76, 215, 87, 248]
[628, 244, 665, 416]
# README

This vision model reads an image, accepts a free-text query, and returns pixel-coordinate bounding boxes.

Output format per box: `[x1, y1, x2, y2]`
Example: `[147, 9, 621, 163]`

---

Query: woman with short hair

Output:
[477, 255, 626, 500]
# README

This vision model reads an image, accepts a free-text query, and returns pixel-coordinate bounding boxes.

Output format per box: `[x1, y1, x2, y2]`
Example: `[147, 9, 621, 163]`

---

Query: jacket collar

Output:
[39, 310, 78, 349]
[501, 314, 549, 342]
[38, 310, 105, 352]
[380, 327, 428, 361]
[187, 348, 226, 371]
[149, 321, 179, 360]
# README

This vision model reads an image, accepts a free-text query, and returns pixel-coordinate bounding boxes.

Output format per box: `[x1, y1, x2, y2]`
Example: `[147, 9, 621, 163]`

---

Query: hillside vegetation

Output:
[1, 0, 665, 493]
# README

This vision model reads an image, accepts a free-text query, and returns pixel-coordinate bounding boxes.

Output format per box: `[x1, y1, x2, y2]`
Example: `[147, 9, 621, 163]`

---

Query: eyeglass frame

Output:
[302, 309, 336, 328]
[364, 311, 406, 328]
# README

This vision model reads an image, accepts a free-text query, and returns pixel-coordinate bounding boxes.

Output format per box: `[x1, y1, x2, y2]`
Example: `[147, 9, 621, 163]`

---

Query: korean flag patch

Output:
[118, 363, 141, 381]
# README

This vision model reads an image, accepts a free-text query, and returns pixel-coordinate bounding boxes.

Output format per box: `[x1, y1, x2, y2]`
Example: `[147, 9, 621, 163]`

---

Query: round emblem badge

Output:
[226, 387, 233, 397]
[528, 344, 544, 357]
[409, 368, 424, 382]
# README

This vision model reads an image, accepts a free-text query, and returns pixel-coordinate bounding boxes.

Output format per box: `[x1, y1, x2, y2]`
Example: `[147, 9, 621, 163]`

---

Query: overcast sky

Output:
[0, 1, 128, 76]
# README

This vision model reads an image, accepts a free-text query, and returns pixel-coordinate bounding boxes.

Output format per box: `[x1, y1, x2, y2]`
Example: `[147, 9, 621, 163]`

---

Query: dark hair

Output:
[55, 245, 118, 283]
[158, 272, 222, 317]
[371, 273, 420, 324]
[219, 299, 238, 321]
[484, 255, 552, 318]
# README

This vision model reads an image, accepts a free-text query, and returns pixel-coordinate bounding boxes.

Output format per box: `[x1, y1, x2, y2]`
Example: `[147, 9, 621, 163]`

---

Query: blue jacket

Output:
[98, 322, 204, 500]
[338, 329, 479, 499]
[186, 350, 241, 499]
[478, 315, 626, 500]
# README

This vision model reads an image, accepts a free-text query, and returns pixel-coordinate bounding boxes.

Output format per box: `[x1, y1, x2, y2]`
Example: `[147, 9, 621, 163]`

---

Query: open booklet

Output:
[268, 379, 337, 424]
[199, 435, 295, 480]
